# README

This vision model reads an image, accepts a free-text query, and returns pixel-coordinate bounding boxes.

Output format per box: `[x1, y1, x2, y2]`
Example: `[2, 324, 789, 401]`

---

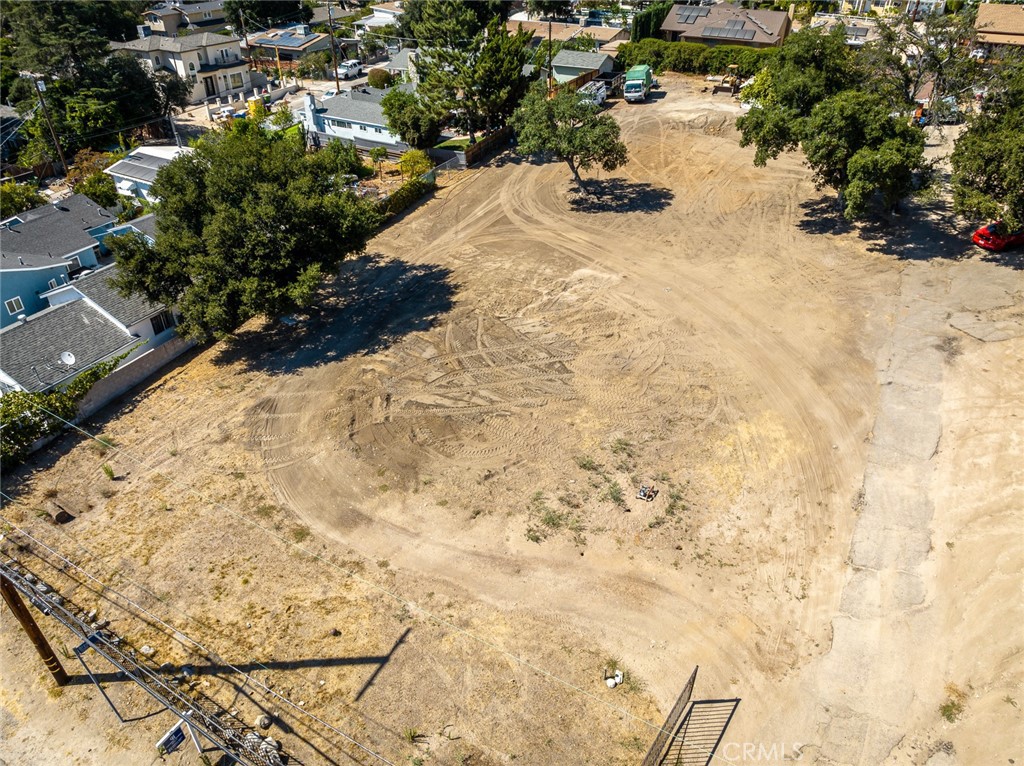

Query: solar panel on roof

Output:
[704, 26, 756, 39]
[724, 19, 745, 28]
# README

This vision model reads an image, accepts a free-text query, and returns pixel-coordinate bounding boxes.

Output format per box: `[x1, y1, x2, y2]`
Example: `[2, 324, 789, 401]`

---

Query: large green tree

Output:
[5, 0, 146, 78]
[412, 0, 481, 48]
[381, 87, 444, 149]
[737, 26, 927, 219]
[737, 27, 863, 166]
[801, 90, 925, 218]
[951, 55, 1024, 228]
[863, 9, 981, 122]
[417, 18, 532, 137]
[5, 1, 189, 167]
[527, 0, 575, 19]
[108, 124, 381, 341]
[0, 181, 45, 219]
[511, 82, 628, 192]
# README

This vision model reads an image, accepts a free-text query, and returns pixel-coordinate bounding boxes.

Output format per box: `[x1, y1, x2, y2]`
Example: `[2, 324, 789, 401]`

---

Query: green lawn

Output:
[434, 137, 471, 151]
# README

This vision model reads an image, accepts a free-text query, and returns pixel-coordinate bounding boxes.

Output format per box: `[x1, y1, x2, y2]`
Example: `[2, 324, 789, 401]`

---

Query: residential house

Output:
[975, 3, 1024, 51]
[507, 20, 598, 48]
[385, 47, 419, 81]
[354, 2, 405, 34]
[661, 3, 790, 48]
[843, 0, 945, 16]
[245, 24, 332, 63]
[0, 195, 118, 329]
[310, 4, 358, 29]
[550, 50, 615, 83]
[112, 30, 252, 104]
[0, 259, 190, 420]
[808, 14, 881, 47]
[298, 84, 412, 152]
[0, 301, 143, 394]
[103, 146, 193, 203]
[142, 0, 228, 36]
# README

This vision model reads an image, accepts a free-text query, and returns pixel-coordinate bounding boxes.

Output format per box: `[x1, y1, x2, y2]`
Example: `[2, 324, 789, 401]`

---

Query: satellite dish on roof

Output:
[59, 351, 76, 367]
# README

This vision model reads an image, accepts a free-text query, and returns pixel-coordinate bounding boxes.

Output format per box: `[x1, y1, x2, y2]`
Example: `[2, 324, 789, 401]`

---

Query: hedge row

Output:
[378, 176, 435, 219]
[616, 38, 779, 78]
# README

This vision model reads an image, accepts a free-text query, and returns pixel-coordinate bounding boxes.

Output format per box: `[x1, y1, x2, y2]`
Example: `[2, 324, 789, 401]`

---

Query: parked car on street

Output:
[337, 60, 363, 80]
[972, 222, 1024, 252]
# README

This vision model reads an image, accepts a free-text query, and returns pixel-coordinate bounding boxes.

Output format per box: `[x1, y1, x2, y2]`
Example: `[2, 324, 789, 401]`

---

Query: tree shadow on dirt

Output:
[212, 254, 457, 375]
[568, 178, 674, 214]
[798, 194, 975, 262]
[978, 248, 1024, 271]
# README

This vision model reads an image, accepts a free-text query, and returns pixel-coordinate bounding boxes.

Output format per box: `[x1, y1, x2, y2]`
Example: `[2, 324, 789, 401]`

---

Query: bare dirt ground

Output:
[2, 74, 1021, 766]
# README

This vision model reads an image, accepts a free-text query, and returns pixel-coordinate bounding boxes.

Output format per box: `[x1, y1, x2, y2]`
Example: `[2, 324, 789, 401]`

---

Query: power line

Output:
[10, 396, 712, 752]
[0, 504, 398, 766]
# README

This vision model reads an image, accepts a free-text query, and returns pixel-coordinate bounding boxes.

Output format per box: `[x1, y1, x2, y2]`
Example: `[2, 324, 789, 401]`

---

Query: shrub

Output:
[617, 39, 778, 77]
[367, 68, 393, 89]
[378, 176, 434, 219]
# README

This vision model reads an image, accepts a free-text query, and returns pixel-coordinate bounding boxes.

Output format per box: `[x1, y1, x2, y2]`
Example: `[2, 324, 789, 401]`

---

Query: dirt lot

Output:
[2, 74, 1021, 766]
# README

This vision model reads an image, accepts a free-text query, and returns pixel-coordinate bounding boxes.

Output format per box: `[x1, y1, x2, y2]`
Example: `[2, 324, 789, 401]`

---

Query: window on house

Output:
[358, 124, 366, 131]
[230, 72, 243, 89]
[150, 310, 177, 335]
[155, 55, 161, 65]
[5, 297, 24, 315]
[374, 127, 382, 133]
[48, 279, 58, 290]
[67, 256, 81, 271]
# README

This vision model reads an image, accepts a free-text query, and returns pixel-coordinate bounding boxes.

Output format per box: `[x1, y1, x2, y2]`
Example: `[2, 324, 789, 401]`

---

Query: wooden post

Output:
[0, 575, 69, 687]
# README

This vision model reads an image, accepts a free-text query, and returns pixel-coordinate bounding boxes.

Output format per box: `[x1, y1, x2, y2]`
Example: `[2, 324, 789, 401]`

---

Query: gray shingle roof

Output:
[551, 50, 613, 71]
[0, 219, 97, 268]
[126, 213, 157, 241]
[388, 47, 414, 70]
[72, 264, 165, 327]
[1, 194, 115, 269]
[112, 31, 239, 53]
[0, 302, 135, 392]
[317, 83, 414, 125]
[15, 193, 115, 229]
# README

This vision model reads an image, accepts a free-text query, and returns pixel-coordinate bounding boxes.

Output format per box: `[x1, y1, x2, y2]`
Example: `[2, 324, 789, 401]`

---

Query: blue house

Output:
[0, 194, 118, 329]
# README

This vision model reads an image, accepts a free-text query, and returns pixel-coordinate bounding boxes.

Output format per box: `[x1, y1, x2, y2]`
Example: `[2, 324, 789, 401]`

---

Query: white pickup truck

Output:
[578, 80, 607, 107]
[336, 60, 363, 80]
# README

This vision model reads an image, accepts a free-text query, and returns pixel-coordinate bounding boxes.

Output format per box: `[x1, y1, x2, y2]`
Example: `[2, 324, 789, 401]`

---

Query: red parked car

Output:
[972, 222, 1024, 252]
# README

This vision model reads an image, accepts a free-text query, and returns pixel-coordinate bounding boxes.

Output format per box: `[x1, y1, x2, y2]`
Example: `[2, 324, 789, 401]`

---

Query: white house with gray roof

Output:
[0, 301, 142, 394]
[112, 29, 252, 103]
[297, 84, 412, 152]
[103, 145, 193, 202]
[0, 195, 118, 329]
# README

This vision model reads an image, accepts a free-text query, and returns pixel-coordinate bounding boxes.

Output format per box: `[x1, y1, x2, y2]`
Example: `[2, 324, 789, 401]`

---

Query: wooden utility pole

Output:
[547, 18, 553, 92]
[327, 0, 342, 92]
[33, 79, 68, 174]
[0, 575, 69, 687]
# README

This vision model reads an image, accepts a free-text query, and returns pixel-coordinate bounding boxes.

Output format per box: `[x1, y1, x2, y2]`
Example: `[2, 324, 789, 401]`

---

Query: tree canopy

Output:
[415, 17, 532, 138]
[4, 0, 190, 167]
[108, 125, 381, 341]
[0, 181, 45, 219]
[381, 87, 444, 149]
[951, 54, 1024, 229]
[737, 26, 928, 219]
[511, 82, 628, 192]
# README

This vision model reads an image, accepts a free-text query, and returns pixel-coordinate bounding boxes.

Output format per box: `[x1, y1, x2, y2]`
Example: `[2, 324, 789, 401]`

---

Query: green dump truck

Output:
[624, 65, 653, 103]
